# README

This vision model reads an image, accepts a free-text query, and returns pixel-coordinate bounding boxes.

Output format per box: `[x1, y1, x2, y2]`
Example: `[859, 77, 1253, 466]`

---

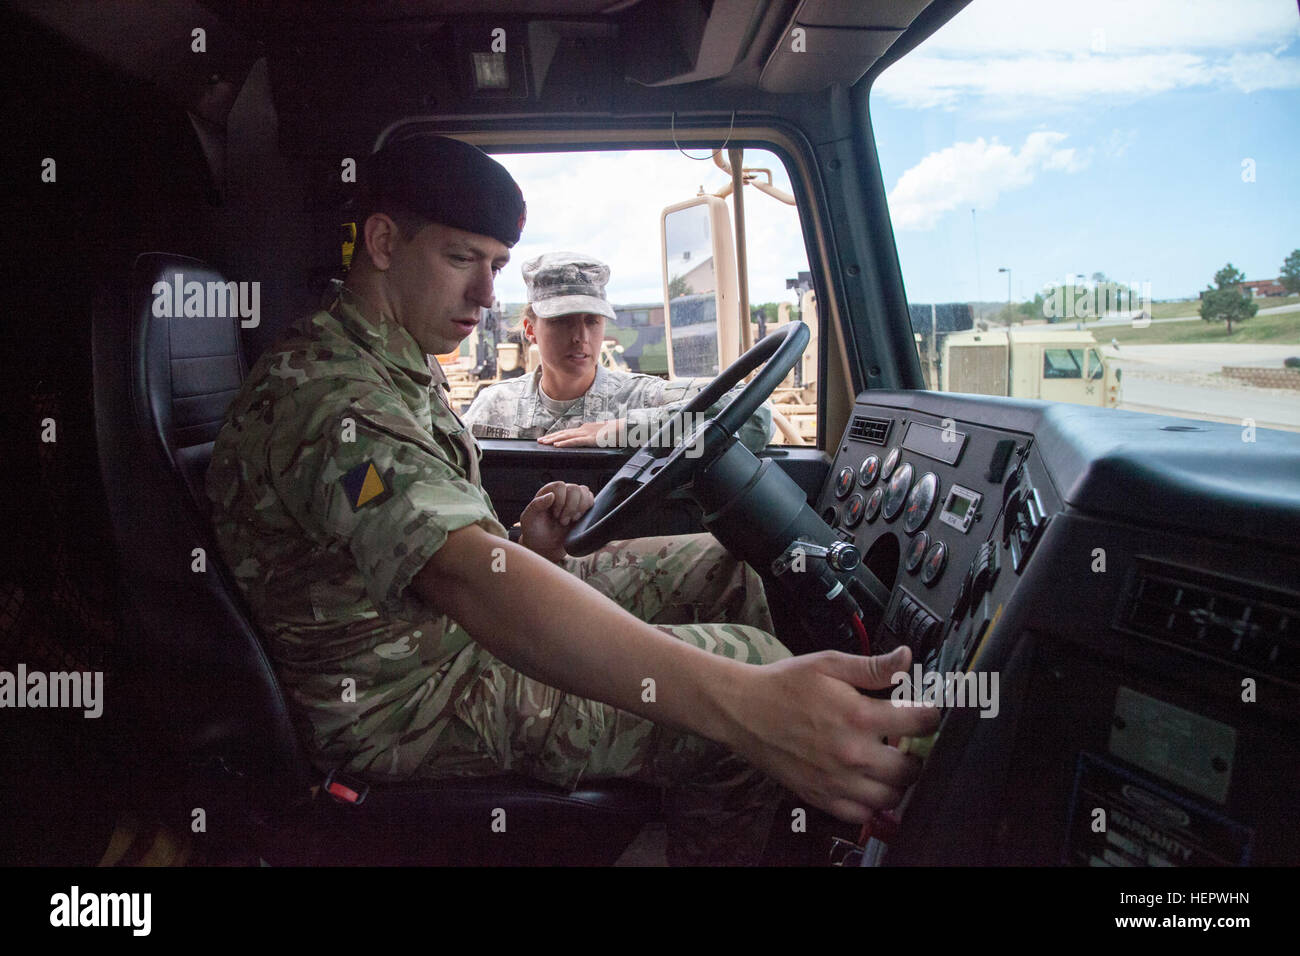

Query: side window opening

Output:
[1044, 348, 1083, 379]
[444, 145, 816, 445]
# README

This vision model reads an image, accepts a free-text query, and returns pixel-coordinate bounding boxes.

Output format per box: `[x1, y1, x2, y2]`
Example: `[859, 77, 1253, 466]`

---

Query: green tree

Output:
[1038, 276, 1138, 323]
[1281, 249, 1300, 295]
[1019, 293, 1044, 320]
[1199, 263, 1258, 335]
[667, 274, 690, 299]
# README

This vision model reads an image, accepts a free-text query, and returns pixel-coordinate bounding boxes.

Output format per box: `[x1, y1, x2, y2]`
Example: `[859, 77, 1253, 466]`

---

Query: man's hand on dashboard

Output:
[722, 645, 941, 825]
[537, 419, 623, 448]
[518, 480, 594, 562]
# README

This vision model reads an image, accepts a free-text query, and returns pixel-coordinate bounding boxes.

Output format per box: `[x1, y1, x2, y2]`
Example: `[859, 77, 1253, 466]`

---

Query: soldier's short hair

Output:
[350, 201, 431, 261]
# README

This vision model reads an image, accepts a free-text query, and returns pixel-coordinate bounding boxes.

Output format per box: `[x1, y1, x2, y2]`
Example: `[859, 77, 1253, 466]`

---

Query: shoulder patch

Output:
[340, 461, 395, 511]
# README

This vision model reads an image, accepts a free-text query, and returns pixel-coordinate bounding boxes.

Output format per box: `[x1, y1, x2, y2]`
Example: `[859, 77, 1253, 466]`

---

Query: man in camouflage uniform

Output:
[207, 136, 936, 865]
[463, 251, 772, 452]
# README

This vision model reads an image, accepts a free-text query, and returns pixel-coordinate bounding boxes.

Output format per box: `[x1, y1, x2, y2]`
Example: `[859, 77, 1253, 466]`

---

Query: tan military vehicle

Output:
[659, 153, 818, 444]
[940, 327, 1122, 408]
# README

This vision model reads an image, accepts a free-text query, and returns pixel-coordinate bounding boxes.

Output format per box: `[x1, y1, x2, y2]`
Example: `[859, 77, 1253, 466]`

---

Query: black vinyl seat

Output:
[91, 252, 658, 864]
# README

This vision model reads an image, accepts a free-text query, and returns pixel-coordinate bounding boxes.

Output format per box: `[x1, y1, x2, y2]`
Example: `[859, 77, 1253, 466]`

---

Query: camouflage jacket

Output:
[461, 364, 772, 453]
[206, 292, 507, 780]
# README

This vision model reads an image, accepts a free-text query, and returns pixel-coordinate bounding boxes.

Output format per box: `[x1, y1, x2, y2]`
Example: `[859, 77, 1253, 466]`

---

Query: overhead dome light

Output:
[472, 51, 508, 91]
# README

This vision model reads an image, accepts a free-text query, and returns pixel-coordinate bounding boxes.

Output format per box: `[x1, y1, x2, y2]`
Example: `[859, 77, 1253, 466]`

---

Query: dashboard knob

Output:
[827, 540, 860, 572]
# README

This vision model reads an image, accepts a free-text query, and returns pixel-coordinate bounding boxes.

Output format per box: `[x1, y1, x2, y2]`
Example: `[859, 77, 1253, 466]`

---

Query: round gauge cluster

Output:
[874, 446, 950, 585]
[828, 449, 947, 589]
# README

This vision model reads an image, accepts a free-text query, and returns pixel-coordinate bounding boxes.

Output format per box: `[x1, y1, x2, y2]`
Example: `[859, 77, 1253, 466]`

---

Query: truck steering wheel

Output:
[564, 321, 809, 556]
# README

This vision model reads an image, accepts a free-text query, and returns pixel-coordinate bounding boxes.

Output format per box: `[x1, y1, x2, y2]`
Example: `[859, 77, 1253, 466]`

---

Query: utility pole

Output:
[930, 302, 938, 390]
[785, 272, 813, 388]
[999, 266, 1012, 329]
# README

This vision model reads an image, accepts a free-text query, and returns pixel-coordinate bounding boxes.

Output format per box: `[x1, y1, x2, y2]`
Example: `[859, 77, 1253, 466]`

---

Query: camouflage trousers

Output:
[414, 533, 792, 865]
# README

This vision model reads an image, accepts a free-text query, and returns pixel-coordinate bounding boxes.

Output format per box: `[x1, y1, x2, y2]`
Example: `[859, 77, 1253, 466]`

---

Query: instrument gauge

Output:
[882, 461, 914, 522]
[905, 531, 929, 574]
[858, 455, 880, 488]
[834, 466, 855, 499]
[921, 541, 948, 586]
[864, 486, 884, 523]
[881, 447, 900, 482]
[903, 472, 939, 534]
[844, 494, 866, 528]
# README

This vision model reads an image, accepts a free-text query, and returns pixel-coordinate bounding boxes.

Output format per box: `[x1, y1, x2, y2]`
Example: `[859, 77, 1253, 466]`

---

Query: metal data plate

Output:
[1108, 686, 1236, 804]
[1065, 754, 1252, 866]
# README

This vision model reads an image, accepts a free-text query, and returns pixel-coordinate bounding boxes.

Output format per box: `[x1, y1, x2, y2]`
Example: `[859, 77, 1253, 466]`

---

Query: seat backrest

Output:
[137, 255, 247, 508]
[93, 252, 314, 803]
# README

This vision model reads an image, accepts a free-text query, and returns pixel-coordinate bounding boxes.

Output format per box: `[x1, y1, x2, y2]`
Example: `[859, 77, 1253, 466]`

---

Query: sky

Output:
[871, 0, 1300, 304]
[491, 147, 808, 308]
[489, 0, 1299, 310]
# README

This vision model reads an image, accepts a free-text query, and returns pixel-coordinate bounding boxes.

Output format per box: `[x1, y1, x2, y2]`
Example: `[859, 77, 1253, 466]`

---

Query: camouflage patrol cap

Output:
[360, 135, 527, 246]
[523, 252, 617, 320]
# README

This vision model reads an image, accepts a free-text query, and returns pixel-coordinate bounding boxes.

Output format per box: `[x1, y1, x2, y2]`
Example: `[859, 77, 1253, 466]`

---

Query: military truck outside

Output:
[940, 327, 1122, 407]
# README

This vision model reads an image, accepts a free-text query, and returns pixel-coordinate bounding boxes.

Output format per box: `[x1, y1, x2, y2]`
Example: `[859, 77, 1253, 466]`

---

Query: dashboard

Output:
[814, 390, 1300, 866]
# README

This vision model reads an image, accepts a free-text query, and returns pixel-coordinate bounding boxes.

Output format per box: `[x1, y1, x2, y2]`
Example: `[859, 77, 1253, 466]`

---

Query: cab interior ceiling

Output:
[12, 0, 961, 144]
[7, 0, 967, 388]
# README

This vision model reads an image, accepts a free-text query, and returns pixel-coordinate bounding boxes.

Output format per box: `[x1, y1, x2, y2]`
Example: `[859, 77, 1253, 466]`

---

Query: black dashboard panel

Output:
[479, 439, 831, 534]
[818, 391, 1300, 866]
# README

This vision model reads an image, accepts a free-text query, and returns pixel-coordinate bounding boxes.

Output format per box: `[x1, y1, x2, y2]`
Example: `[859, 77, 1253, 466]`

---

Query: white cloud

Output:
[887, 131, 1089, 231]
[914, 0, 1299, 57]
[1219, 48, 1300, 90]
[873, 0, 1300, 109]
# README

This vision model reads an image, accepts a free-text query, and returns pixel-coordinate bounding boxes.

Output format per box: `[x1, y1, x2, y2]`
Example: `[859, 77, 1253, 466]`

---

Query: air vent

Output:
[1118, 562, 1298, 685]
[849, 416, 891, 445]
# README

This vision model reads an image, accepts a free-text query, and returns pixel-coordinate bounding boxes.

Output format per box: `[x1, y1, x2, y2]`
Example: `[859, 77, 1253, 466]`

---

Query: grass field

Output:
[1147, 295, 1300, 320]
[1107, 306, 1300, 346]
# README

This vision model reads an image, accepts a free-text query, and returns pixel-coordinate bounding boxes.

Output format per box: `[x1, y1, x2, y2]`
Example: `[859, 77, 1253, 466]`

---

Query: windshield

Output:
[464, 147, 815, 442]
[872, 0, 1300, 430]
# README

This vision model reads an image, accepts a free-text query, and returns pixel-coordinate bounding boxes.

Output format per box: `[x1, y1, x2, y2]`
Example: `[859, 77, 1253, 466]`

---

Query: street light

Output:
[998, 267, 1012, 329]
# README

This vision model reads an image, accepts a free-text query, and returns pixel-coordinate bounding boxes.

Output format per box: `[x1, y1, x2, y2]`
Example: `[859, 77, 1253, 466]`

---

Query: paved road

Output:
[1118, 381, 1300, 432]
[1100, 344, 1300, 432]
[1103, 344, 1300, 373]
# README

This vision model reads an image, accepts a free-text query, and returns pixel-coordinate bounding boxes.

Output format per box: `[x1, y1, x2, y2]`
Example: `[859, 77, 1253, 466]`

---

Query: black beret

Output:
[359, 135, 527, 246]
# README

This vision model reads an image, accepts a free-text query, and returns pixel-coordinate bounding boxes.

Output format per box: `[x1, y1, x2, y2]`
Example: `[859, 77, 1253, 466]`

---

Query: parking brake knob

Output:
[827, 540, 860, 573]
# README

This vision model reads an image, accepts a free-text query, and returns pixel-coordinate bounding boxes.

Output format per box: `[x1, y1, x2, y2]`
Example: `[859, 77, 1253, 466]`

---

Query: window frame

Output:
[387, 120, 854, 450]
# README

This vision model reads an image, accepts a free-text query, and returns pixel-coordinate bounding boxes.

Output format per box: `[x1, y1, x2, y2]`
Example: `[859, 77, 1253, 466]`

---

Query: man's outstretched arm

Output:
[411, 521, 940, 823]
